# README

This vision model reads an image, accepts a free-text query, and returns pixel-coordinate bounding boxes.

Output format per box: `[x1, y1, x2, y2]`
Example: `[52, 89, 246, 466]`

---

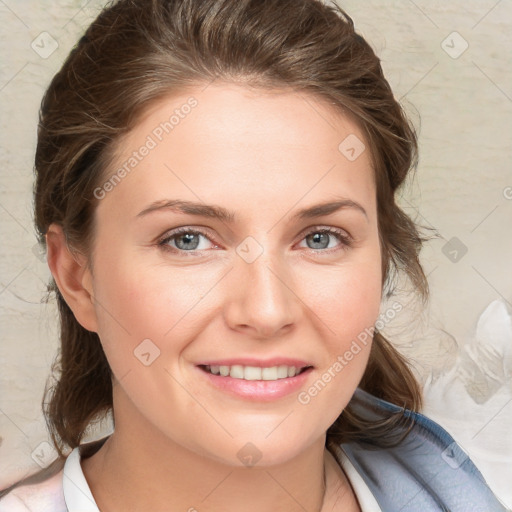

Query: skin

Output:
[47, 83, 382, 512]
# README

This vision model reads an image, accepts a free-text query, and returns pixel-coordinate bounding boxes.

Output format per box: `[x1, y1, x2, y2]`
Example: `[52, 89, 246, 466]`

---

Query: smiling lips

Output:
[202, 364, 308, 381]
[197, 358, 312, 380]
[196, 358, 313, 400]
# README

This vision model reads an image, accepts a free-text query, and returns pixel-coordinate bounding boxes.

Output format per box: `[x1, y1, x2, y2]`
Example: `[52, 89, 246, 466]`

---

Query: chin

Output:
[200, 431, 320, 469]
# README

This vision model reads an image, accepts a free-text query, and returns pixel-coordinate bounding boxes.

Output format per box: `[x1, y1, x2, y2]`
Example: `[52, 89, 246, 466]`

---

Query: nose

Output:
[223, 247, 301, 339]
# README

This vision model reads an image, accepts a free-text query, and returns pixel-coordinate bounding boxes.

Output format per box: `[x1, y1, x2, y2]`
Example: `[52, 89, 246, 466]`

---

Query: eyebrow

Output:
[136, 198, 368, 223]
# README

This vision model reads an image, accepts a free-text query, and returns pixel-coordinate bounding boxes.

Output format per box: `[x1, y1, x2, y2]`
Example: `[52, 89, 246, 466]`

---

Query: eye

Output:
[158, 227, 217, 254]
[157, 226, 353, 256]
[298, 227, 353, 253]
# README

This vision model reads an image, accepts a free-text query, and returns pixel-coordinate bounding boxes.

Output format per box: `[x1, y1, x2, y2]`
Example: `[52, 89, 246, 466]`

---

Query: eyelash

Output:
[157, 226, 353, 256]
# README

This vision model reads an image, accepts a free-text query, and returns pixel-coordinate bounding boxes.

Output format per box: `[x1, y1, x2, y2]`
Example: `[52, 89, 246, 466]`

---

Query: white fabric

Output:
[0, 467, 65, 512]
[62, 448, 100, 511]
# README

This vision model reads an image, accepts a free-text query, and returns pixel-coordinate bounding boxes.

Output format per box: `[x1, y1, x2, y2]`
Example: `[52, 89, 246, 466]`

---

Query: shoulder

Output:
[0, 436, 107, 512]
[0, 459, 66, 512]
[338, 388, 509, 512]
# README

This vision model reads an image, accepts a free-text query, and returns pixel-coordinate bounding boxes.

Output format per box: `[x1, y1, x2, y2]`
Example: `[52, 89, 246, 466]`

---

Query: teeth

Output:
[230, 365, 244, 379]
[244, 366, 261, 380]
[262, 367, 278, 380]
[205, 364, 305, 381]
[277, 365, 288, 379]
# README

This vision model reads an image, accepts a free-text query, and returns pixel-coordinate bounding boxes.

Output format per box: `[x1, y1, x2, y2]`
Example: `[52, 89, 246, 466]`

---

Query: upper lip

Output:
[197, 358, 313, 368]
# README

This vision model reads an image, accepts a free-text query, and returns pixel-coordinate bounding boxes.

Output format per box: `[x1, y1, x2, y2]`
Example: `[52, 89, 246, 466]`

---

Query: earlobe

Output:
[45, 223, 98, 333]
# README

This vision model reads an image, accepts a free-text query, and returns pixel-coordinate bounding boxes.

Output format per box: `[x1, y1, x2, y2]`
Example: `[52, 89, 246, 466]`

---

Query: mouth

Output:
[196, 361, 314, 401]
[199, 364, 312, 381]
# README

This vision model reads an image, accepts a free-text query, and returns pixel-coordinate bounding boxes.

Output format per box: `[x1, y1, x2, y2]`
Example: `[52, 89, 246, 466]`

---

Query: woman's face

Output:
[85, 83, 382, 466]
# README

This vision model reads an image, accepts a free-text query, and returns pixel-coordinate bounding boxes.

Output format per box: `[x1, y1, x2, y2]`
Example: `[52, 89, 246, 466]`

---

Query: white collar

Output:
[63, 447, 100, 511]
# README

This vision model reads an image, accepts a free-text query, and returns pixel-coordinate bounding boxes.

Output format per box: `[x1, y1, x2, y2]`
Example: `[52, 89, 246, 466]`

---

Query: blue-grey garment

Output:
[340, 388, 509, 511]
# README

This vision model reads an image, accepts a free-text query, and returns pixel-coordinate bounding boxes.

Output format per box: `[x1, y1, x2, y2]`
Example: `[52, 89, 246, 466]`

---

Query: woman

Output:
[0, 0, 507, 510]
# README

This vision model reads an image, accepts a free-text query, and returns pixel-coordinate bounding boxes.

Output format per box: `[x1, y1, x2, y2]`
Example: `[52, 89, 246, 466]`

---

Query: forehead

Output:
[98, 83, 375, 221]
[158, 84, 361, 144]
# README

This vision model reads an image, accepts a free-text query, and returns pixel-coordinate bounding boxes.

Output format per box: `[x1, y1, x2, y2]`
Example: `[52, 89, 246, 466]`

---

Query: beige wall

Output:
[1, 0, 511, 506]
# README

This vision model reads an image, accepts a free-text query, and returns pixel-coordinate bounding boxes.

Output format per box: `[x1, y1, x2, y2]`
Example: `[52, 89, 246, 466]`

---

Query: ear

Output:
[45, 223, 98, 333]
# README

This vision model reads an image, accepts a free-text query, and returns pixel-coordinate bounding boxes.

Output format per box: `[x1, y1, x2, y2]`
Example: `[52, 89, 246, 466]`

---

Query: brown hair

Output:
[33, 0, 431, 459]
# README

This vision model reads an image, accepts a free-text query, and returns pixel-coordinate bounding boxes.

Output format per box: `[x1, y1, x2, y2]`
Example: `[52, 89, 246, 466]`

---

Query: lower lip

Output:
[197, 366, 313, 401]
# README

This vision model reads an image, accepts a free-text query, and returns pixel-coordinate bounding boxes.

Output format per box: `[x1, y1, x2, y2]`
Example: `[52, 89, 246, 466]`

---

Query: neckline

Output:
[62, 436, 381, 512]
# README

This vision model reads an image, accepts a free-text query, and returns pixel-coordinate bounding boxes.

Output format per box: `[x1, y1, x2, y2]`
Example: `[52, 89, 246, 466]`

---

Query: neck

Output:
[81, 389, 357, 512]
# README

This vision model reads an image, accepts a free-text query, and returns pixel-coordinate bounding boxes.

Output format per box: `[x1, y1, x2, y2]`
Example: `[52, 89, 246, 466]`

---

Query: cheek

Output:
[89, 252, 176, 375]
[296, 255, 381, 413]
[309, 257, 382, 344]
[295, 331, 376, 435]
[334, 272, 381, 342]
[92, 246, 192, 336]
[89, 246, 226, 384]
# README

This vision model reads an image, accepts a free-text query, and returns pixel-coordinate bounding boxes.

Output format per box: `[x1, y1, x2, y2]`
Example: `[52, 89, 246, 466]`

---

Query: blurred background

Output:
[0, 0, 511, 507]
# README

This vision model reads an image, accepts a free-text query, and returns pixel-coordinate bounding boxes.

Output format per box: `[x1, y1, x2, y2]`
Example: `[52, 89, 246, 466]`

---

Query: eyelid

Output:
[157, 224, 353, 255]
[296, 224, 352, 242]
[295, 225, 353, 253]
[157, 226, 219, 254]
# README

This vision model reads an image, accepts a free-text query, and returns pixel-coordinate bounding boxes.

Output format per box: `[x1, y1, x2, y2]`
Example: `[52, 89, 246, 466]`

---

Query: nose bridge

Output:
[227, 237, 299, 336]
[243, 250, 283, 300]
[240, 243, 288, 305]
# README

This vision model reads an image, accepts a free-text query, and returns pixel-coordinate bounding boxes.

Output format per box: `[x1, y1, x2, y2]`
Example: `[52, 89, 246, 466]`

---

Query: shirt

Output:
[0, 388, 508, 511]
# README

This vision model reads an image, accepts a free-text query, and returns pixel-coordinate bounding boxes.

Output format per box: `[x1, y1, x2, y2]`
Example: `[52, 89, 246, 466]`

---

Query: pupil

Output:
[309, 232, 328, 249]
[177, 233, 199, 250]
